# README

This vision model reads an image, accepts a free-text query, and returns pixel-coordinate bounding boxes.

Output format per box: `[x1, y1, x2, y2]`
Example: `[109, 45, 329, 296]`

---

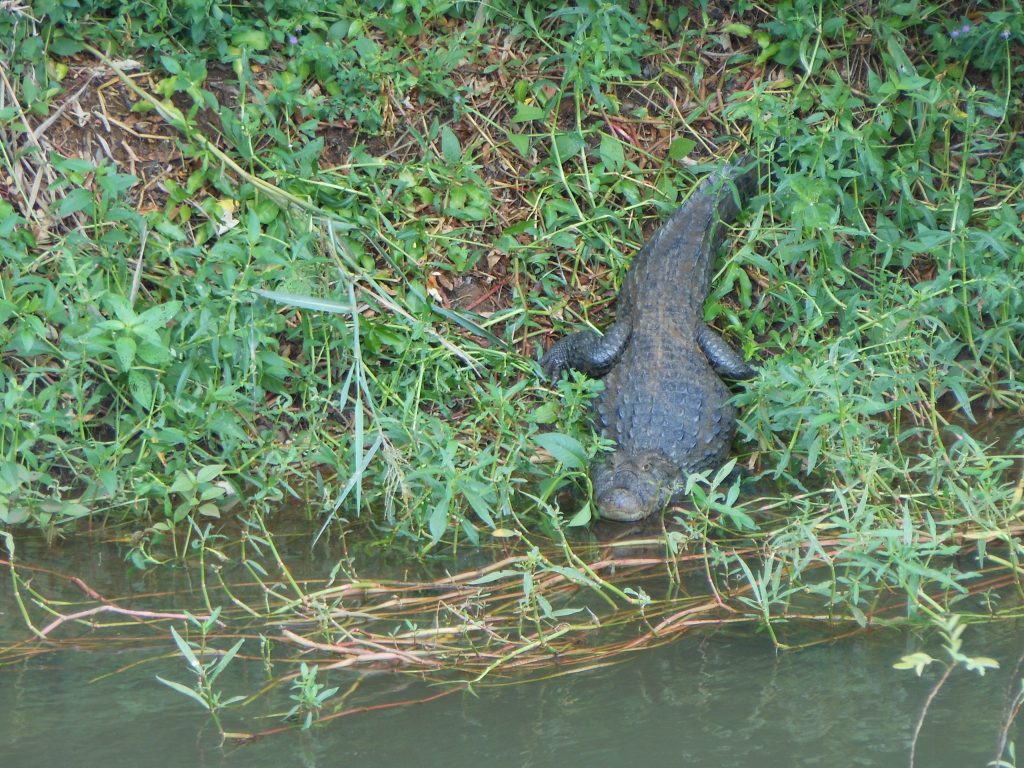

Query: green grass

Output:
[1, 0, 1023, 627]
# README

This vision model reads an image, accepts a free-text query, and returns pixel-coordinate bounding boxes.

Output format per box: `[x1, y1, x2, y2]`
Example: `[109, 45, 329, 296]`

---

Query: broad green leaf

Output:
[552, 132, 584, 158]
[114, 335, 136, 371]
[428, 499, 448, 543]
[154, 218, 187, 241]
[893, 652, 935, 676]
[964, 656, 999, 675]
[200, 485, 227, 501]
[0, 501, 29, 525]
[507, 132, 531, 157]
[724, 22, 752, 36]
[512, 103, 546, 122]
[232, 30, 269, 49]
[160, 55, 181, 74]
[463, 488, 496, 528]
[196, 464, 226, 484]
[104, 294, 136, 325]
[138, 301, 181, 329]
[567, 502, 591, 527]
[128, 370, 153, 409]
[137, 342, 171, 365]
[715, 503, 757, 531]
[884, 35, 918, 78]
[529, 401, 559, 425]
[668, 137, 696, 161]
[169, 472, 197, 494]
[47, 501, 91, 519]
[533, 432, 586, 469]
[440, 126, 461, 163]
[58, 188, 93, 217]
[947, 381, 976, 424]
[49, 36, 84, 55]
[253, 200, 279, 226]
[198, 503, 220, 518]
[52, 157, 95, 173]
[133, 326, 164, 349]
[953, 185, 974, 230]
[599, 134, 625, 171]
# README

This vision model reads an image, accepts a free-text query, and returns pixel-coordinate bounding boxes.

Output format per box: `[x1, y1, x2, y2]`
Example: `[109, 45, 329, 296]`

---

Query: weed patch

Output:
[0, 0, 1022, 654]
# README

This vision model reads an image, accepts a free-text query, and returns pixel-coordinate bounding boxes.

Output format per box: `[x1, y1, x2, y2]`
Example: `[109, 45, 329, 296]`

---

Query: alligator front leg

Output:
[541, 320, 632, 381]
[696, 324, 757, 380]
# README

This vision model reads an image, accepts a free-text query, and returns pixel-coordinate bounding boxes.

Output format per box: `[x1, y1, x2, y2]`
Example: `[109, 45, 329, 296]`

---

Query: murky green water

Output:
[2, 613, 1021, 767]
[2, 531, 1021, 768]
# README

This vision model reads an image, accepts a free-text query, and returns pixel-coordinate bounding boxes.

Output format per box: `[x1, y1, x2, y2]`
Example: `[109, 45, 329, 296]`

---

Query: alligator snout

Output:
[595, 486, 650, 522]
[591, 450, 677, 522]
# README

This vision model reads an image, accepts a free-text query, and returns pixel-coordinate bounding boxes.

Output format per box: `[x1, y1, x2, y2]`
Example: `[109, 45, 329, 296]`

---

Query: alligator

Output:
[540, 156, 761, 522]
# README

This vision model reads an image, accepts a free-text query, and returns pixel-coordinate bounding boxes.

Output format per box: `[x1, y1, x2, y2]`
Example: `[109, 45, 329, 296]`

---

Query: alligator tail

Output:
[692, 153, 767, 261]
[621, 147, 772, 313]
[713, 155, 764, 225]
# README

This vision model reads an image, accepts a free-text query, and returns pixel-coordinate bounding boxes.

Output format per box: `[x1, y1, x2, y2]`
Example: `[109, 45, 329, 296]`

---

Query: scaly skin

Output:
[541, 157, 761, 522]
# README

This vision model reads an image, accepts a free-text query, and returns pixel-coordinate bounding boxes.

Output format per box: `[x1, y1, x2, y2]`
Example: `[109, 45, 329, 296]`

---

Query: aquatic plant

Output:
[895, 613, 1017, 768]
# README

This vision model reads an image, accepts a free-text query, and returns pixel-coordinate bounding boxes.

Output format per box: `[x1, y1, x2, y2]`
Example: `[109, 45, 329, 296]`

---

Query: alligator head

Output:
[590, 450, 679, 522]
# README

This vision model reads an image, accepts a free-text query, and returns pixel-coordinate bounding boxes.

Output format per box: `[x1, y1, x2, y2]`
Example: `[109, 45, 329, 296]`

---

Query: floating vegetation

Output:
[4, 490, 1024, 740]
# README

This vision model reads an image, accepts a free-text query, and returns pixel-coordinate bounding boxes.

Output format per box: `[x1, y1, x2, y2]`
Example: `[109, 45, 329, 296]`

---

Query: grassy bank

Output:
[1, 0, 1023, 612]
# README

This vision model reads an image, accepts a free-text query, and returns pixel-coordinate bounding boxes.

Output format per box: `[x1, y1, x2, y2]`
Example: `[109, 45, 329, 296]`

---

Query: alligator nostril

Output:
[614, 468, 639, 485]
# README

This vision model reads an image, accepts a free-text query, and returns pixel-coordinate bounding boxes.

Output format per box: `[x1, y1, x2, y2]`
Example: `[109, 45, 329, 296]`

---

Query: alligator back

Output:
[591, 155, 762, 515]
[595, 330, 735, 473]
[538, 152, 764, 521]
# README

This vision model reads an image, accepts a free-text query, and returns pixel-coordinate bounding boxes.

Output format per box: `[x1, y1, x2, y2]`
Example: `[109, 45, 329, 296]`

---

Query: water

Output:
[1, 532, 1020, 768]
